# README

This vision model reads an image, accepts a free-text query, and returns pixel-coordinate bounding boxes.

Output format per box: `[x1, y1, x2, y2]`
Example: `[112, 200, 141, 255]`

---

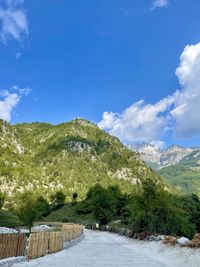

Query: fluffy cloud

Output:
[0, 86, 30, 121]
[98, 42, 200, 144]
[98, 95, 178, 144]
[0, 0, 28, 44]
[172, 43, 200, 138]
[151, 0, 169, 9]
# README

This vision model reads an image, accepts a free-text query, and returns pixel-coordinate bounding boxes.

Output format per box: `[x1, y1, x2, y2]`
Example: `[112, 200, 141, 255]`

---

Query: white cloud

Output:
[151, 0, 169, 9]
[98, 42, 200, 144]
[172, 43, 200, 138]
[0, 0, 28, 44]
[98, 94, 178, 144]
[0, 86, 30, 121]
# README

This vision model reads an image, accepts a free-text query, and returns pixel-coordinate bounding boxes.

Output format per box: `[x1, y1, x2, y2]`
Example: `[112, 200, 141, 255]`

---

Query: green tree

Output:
[77, 184, 131, 225]
[92, 190, 115, 225]
[190, 194, 200, 232]
[50, 191, 66, 209]
[130, 179, 195, 238]
[35, 196, 50, 217]
[72, 192, 78, 204]
[16, 192, 38, 232]
[0, 192, 5, 209]
[86, 184, 116, 225]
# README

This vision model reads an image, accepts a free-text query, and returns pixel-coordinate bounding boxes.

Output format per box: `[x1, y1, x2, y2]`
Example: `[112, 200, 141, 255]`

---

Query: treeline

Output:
[1, 179, 200, 239]
[76, 179, 200, 239]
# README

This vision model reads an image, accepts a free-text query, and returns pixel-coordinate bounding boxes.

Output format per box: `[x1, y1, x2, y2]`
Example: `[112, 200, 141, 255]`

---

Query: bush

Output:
[0, 210, 23, 227]
[0, 191, 5, 209]
[129, 179, 195, 238]
[35, 196, 50, 217]
[62, 217, 69, 223]
[50, 191, 66, 210]
[78, 184, 131, 225]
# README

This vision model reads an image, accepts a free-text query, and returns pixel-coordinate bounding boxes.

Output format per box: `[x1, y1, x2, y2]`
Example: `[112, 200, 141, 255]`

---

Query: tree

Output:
[0, 192, 5, 209]
[190, 194, 200, 232]
[130, 178, 195, 238]
[107, 185, 129, 217]
[92, 190, 115, 225]
[72, 192, 78, 204]
[78, 184, 130, 225]
[35, 196, 50, 217]
[86, 184, 116, 225]
[16, 192, 38, 232]
[50, 191, 66, 209]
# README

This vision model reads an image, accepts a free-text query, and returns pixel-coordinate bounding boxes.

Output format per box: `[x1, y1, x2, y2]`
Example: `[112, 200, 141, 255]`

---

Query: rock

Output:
[119, 228, 126, 236]
[138, 231, 151, 240]
[156, 235, 165, 241]
[147, 235, 158, 241]
[126, 229, 133, 238]
[177, 237, 190, 246]
[133, 233, 138, 239]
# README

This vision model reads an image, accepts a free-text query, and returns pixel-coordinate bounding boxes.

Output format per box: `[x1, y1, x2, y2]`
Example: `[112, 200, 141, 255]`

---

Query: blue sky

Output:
[1, 0, 200, 148]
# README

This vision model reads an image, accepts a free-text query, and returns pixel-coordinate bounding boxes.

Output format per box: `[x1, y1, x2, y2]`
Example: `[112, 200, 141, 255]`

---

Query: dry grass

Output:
[163, 236, 177, 246]
[188, 234, 200, 248]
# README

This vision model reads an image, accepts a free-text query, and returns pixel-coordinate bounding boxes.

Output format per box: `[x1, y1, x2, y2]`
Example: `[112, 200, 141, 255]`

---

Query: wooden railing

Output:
[0, 224, 84, 261]
[0, 233, 26, 260]
[27, 224, 83, 260]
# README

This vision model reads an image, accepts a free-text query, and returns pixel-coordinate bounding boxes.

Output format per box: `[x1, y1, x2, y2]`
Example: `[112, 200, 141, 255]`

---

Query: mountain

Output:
[159, 150, 200, 195]
[129, 143, 198, 170]
[130, 143, 200, 195]
[0, 119, 162, 206]
[128, 143, 161, 169]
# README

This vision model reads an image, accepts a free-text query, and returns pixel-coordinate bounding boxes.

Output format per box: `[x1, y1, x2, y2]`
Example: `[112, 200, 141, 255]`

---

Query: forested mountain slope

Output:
[0, 119, 162, 206]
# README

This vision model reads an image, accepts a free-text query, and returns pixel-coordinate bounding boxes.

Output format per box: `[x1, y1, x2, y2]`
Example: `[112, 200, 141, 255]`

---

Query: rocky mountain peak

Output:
[129, 143, 200, 170]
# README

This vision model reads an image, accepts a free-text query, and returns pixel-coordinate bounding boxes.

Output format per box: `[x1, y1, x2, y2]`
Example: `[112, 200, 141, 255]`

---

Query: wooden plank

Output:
[0, 233, 26, 260]
[49, 232, 62, 254]
[26, 224, 83, 260]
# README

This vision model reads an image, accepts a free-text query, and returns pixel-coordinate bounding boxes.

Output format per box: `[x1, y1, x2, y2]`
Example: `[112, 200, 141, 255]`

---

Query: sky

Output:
[1, 0, 200, 148]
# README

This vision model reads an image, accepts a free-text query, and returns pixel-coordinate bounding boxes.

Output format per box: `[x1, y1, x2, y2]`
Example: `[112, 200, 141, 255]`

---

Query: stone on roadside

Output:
[177, 237, 190, 246]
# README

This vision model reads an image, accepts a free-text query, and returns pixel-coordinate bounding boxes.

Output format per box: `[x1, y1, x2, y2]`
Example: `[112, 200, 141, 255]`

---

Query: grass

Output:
[0, 210, 23, 227]
[42, 203, 96, 224]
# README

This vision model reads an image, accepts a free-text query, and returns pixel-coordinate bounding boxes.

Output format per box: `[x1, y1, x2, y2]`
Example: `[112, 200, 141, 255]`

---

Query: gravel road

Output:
[13, 230, 200, 267]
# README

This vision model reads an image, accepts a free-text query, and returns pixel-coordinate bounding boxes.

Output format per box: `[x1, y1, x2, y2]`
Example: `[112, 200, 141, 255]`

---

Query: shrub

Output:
[50, 191, 66, 210]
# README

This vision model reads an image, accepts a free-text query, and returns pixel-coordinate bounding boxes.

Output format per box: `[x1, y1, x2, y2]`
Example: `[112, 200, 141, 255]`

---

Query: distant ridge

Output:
[129, 143, 200, 195]
[129, 143, 199, 170]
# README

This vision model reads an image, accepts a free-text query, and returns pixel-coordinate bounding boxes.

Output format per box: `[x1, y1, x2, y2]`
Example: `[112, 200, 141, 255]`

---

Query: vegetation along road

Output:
[14, 230, 200, 267]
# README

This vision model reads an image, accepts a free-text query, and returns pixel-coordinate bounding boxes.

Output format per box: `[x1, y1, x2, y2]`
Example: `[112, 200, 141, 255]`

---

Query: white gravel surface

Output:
[31, 225, 52, 232]
[0, 227, 17, 234]
[13, 230, 200, 267]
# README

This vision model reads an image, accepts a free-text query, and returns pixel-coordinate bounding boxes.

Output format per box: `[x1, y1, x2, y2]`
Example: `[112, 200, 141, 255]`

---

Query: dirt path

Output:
[14, 230, 200, 267]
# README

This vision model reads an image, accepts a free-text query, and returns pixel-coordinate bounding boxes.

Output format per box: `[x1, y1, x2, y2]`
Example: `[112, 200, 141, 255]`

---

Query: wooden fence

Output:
[0, 233, 26, 260]
[0, 224, 83, 261]
[62, 224, 83, 243]
[27, 224, 83, 260]
[27, 231, 63, 260]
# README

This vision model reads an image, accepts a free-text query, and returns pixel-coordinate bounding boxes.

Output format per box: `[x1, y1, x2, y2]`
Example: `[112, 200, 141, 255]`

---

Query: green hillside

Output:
[158, 151, 200, 195]
[0, 210, 23, 227]
[0, 118, 162, 207]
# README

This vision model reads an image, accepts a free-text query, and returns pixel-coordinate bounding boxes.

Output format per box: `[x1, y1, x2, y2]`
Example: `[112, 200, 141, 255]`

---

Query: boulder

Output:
[177, 237, 190, 246]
